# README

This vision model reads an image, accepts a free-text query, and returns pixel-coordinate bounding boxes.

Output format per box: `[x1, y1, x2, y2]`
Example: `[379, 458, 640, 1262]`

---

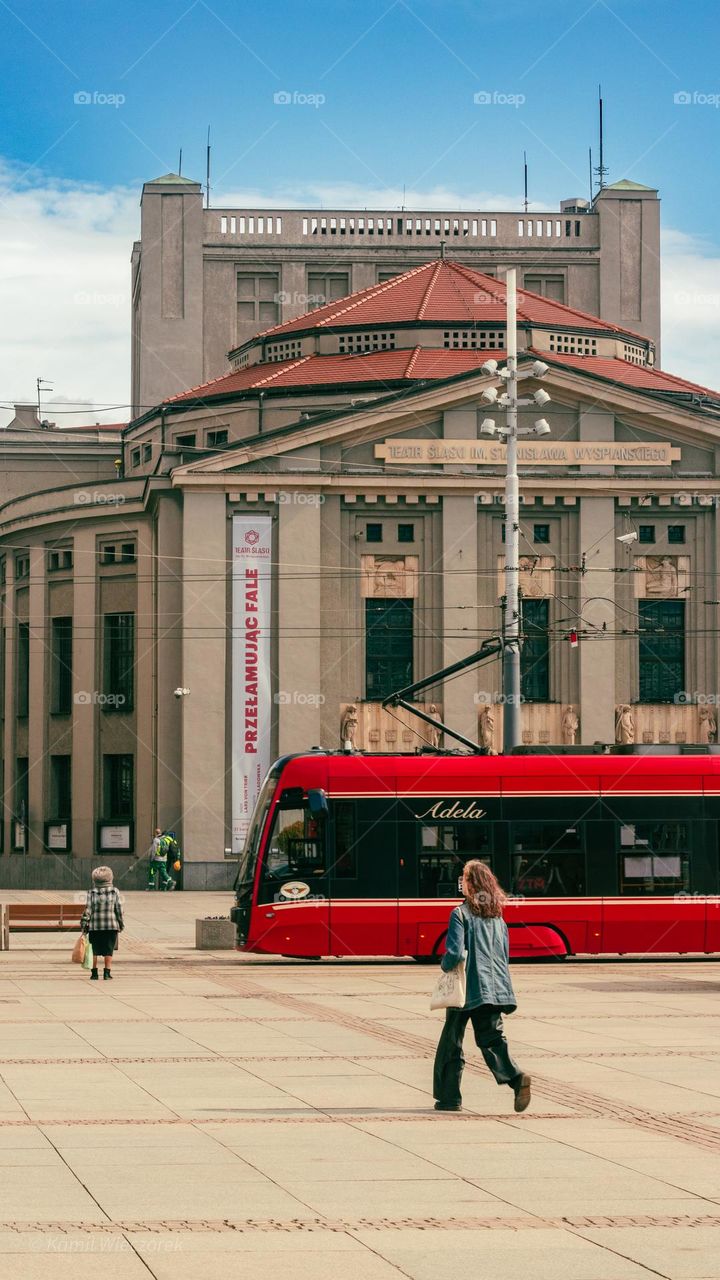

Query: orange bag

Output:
[71, 933, 87, 965]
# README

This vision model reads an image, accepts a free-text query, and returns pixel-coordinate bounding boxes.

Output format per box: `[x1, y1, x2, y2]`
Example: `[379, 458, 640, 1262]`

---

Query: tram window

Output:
[264, 807, 325, 878]
[618, 822, 690, 894]
[333, 801, 357, 878]
[511, 822, 585, 896]
[418, 823, 491, 897]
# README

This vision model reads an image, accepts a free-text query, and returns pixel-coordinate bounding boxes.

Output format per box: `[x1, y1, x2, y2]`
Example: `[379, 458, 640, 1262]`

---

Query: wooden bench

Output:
[6, 903, 85, 932]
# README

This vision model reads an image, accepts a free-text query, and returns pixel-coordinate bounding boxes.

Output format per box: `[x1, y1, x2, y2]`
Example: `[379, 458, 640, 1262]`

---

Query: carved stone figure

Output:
[518, 556, 545, 598]
[479, 705, 495, 752]
[561, 706, 579, 746]
[699, 707, 717, 744]
[341, 704, 358, 750]
[615, 704, 635, 745]
[645, 555, 678, 598]
[372, 558, 407, 598]
[427, 703, 443, 749]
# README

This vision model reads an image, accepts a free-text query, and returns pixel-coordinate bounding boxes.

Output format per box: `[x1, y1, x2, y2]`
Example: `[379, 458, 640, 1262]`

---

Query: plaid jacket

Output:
[81, 886, 124, 933]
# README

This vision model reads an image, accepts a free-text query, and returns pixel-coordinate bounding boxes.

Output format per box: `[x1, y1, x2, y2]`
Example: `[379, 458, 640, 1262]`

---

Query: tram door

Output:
[329, 799, 398, 956]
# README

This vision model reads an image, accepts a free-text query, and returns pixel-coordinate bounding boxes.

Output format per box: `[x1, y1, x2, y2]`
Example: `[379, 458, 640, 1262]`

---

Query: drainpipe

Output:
[258, 391, 265, 434]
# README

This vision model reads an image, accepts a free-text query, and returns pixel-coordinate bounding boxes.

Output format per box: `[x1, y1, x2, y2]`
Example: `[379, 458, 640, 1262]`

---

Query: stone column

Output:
[26, 546, 46, 857]
[2, 558, 17, 855]
[277, 497, 322, 754]
[578, 497, 617, 744]
[181, 492, 227, 865]
[135, 522, 154, 853]
[442, 495, 480, 746]
[72, 529, 97, 859]
[155, 494, 183, 829]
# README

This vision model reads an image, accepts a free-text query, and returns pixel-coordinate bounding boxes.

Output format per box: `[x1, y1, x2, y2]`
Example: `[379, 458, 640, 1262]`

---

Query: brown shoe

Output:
[513, 1074, 531, 1113]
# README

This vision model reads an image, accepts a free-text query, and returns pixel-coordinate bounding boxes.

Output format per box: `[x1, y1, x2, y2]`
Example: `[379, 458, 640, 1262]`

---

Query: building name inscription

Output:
[375, 440, 681, 466]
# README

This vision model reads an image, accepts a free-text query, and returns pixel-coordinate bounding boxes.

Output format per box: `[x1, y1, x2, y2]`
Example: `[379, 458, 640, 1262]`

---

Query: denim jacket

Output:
[440, 902, 517, 1012]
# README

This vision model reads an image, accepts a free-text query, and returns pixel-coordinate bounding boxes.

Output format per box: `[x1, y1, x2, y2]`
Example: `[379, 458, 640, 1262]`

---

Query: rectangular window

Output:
[120, 543, 136, 564]
[365, 598, 413, 701]
[511, 821, 585, 895]
[333, 801, 357, 878]
[365, 523, 383, 543]
[618, 821, 690, 894]
[131, 448, 141, 467]
[175, 432, 196, 449]
[638, 525, 655, 543]
[15, 757, 29, 830]
[418, 823, 492, 897]
[307, 271, 349, 308]
[236, 272, 279, 329]
[520, 599, 549, 702]
[638, 600, 685, 703]
[103, 754, 134, 818]
[668, 525, 686, 544]
[206, 428, 229, 448]
[533, 524, 550, 544]
[50, 617, 72, 715]
[524, 275, 565, 302]
[398, 523, 415, 543]
[101, 544, 116, 565]
[142, 443, 152, 462]
[16, 622, 29, 717]
[50, 755, 72, 818]
[103, 613, 134, 711]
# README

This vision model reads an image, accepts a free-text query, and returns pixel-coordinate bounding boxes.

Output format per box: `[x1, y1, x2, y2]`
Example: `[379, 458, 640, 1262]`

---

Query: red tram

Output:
[230, 750, 720, 959]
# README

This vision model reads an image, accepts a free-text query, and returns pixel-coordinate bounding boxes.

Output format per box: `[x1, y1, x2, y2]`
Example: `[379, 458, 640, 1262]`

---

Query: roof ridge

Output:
[404, 346, 422, 376]
[252, 354, 313, 385]
[255, 262, 435, 341]
[417, 260, 443, 320]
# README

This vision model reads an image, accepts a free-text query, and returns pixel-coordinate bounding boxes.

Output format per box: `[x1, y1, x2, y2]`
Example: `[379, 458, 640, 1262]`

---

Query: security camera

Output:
[480, 418, 497, 436]
[533, 388, 551, 407]
[174, 687, 191, 698]
[480, 386, 498, 404]
[533, 419, 551, 436]
[616, 531, 638, 545]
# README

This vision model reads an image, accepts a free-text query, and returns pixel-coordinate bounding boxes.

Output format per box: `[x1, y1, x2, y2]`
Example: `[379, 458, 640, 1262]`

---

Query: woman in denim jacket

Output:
[433, 860, 531, 1113]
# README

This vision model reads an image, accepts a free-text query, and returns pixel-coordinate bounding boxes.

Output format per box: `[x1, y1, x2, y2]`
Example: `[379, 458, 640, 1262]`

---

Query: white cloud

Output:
[216, 179, 549, 212]
[0, 160, 135, 428]
[661, 228, 720, 390]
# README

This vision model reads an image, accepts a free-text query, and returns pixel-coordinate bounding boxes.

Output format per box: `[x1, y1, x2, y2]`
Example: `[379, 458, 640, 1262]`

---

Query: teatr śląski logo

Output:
[244, 529, 260, 545]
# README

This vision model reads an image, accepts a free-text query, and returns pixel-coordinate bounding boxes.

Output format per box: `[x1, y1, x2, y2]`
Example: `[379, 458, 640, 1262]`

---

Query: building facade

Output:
[131, 174, 660, 414]
[1, 260, 717, 891]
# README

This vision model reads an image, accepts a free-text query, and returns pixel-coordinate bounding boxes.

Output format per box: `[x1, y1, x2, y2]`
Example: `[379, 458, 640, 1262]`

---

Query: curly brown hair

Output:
[462, 859, 507, 918]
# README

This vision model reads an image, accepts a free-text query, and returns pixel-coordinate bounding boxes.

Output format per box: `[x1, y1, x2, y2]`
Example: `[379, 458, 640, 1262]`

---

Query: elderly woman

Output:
[80, 866, 124, 980]
[433, 859, 531, 1113]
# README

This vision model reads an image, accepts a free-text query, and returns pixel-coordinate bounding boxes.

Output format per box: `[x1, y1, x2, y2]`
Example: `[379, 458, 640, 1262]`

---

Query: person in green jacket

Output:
[433, 859, 531, 1114]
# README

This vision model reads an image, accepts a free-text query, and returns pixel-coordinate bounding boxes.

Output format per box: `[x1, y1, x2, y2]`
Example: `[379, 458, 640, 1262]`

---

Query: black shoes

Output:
[512, 1074, 532, 1113]
[90, 969, 98, 980]
[434, 1101, 462, 1112]
[103, 969, 113, 980]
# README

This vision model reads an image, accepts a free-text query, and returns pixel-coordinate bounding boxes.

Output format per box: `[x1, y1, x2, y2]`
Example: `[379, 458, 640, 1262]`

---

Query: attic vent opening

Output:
[623, 343, 647, 366]
[548, 333, 598, 356]
[265, 339, 302, 363]
[338, 332, 396, 353]
[443, 330, 504, 350]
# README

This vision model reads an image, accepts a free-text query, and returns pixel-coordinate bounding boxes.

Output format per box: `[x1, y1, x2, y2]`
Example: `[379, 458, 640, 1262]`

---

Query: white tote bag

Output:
[430, 957, 466, 1010]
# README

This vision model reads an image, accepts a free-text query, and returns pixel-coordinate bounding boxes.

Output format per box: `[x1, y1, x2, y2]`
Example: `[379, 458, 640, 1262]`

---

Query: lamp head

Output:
[533, 419, 551, 436]
[480, 386, 498, 405]
[480, 359, 498, 376]
[531, 360, 549, 378]
[533, 388, 551, 407]
[480, 418, 497, 436]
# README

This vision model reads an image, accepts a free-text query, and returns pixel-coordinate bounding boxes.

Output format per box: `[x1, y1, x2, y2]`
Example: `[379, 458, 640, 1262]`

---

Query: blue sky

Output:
[1, 0, 720, 420]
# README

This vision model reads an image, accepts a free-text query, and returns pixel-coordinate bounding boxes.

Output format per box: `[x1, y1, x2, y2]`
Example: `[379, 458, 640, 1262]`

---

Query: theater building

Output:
[2, 258, 719, 889]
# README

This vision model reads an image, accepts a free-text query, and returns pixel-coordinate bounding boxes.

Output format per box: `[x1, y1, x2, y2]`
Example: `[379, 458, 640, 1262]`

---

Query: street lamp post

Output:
[478, 269, 552, 753]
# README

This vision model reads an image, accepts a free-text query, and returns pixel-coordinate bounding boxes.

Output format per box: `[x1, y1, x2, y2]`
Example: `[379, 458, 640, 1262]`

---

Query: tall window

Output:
[16, 622, 29, 717]
[365, 598, 413, 700]
[103, 613, 134, 711]
[638, 600, 685, 703]
[15, 757, 29, 824]
[51, 617, 72, 715]
[236, 272, 279, 329]
[520, 599, 549, 702]
[307, 271, 349, 308]
[103, 754, 134, 818]
[50, 756, 72, 818]
[524, 275, 565, 302]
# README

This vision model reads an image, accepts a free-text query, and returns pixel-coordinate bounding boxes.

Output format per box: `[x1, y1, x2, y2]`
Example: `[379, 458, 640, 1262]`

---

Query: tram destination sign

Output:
[375, 440, 681, 466]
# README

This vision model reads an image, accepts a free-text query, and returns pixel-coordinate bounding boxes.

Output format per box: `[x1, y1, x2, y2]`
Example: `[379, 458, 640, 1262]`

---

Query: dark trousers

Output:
[433, 1005, 521, 1105]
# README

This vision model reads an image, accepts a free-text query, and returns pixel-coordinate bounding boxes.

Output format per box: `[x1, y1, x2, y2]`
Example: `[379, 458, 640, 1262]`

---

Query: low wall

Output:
[0, 858, 236, 892]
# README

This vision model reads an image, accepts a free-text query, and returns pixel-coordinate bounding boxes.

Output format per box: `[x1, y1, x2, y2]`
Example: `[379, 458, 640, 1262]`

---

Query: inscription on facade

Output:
[375, 440, 681, 466]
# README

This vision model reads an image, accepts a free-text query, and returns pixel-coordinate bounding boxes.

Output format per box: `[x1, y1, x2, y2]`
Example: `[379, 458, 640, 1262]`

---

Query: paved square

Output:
[1, 891, 719, 1278]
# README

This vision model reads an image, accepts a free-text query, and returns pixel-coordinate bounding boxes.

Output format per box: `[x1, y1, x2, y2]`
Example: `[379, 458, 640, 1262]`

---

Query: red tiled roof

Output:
[249, 259, 644, 342]
[164, 347, 720, 407]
